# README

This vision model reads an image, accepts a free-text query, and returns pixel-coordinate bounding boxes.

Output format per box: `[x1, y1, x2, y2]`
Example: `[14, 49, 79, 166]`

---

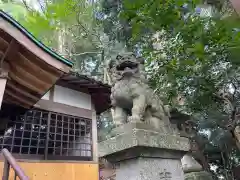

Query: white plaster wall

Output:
[41, 91, 50, 100]
[53, 85, 92, 110]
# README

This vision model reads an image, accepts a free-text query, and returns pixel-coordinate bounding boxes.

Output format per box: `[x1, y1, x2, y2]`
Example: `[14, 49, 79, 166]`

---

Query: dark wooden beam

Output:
[4, 90, 35, 107]
[0, 36, 8, 52]
[8, 70, 44, 93]
[0, 39, 17, 65]
[14, 53, 57, 84]
[4, 96, 30, 109]
[7, 82, 39, 101]
[9, 62, 49, 91]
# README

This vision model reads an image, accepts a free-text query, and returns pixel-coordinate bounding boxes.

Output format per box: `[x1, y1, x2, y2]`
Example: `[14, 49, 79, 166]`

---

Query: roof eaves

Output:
[69, 71, 111, 89]
[0, 10, 73, 67]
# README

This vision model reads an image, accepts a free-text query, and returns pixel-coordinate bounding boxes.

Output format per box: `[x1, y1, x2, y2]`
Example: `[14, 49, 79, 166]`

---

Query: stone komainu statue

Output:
[108, 52, 170, 128]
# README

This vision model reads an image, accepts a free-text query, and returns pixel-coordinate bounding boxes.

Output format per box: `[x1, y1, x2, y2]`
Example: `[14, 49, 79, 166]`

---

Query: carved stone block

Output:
[184, 171, 213, 180]
[110, 122, 175, 137]
[99, 126, 190, 158]
[108, 53, 171, 129]
[181, 154, 203, 173]
[99, 124, 190, 180]
[116, 158, 184, 180]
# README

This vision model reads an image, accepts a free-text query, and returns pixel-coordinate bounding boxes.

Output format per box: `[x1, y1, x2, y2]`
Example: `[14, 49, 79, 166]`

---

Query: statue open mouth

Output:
[116, 61, 138, 71]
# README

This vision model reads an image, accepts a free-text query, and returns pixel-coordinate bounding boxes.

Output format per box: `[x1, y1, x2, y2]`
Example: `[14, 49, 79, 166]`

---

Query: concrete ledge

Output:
[185, 171, 213, 180]
[110, 122, 175, 136]
[99, 128, 190, 158]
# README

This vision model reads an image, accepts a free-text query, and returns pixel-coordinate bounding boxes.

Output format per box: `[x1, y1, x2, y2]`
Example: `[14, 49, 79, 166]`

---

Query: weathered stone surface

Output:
[110, 122, 175, 137]
[182, 155, 213, 180]
[185, 171, 213, 180]
[181, 154, 203, 173]
[108, 52, 171, 129]
[99, 122, 189, 180]
[116, 157, 184, 180]
[105, 147, 186, 163]
[99, 128, 190, 158]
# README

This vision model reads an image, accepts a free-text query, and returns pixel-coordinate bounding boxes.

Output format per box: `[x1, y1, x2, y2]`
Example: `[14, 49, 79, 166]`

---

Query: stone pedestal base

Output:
[185, 171, 213, 180]
[99, 122, 190, 180]
[117, 157, 184, 180]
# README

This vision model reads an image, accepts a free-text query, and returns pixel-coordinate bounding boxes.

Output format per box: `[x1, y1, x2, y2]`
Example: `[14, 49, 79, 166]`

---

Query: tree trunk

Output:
[102, 51, 115, 120]
[233, 125, 240, 150]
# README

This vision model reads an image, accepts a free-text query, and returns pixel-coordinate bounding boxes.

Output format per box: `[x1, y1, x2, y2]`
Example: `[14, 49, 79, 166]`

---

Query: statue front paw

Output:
[128, 115, 142, 123]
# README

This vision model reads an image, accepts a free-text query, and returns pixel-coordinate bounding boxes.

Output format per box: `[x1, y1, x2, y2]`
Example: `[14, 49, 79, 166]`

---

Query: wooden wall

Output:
[230, 0, 240, 14]
[0, 161, 99, 180]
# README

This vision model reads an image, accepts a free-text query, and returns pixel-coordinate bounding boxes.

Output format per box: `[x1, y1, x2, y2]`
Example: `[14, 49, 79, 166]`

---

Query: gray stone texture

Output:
[110, 122, 179, 137]
[108, 52, 171, 129]
[116, 158, 184, 180]
[99, 123, 190, 180]
[181, 154, 213, 180]
[99, 124, 190, 158]
[184, 171, 213, 180]
[181, 154, 203, 173]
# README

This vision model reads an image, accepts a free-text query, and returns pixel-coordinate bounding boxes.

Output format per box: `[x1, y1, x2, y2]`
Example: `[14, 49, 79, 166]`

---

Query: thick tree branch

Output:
[75, 11, 103, 47]
[36, 0, 45, 13]
[20, 0, 32, 11]
[63, 51, 101, 57]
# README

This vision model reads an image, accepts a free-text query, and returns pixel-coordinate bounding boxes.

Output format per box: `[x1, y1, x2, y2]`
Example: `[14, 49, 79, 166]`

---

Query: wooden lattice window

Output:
[0, 109, 92, 161]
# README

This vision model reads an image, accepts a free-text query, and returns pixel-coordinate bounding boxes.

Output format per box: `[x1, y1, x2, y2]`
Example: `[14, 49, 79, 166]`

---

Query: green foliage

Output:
[101, 0, 133, 49]
[119, 1, 240, 134]
[2, 0, 100, 57]
[118, 0, 240, 179]
[0, 2, 27, 20]
[97, 109, 115, 142]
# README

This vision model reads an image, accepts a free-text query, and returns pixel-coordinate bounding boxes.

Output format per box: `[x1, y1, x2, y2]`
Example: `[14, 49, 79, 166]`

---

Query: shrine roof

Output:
[57, 72, 111, 114]
[0, 10, 73, 112]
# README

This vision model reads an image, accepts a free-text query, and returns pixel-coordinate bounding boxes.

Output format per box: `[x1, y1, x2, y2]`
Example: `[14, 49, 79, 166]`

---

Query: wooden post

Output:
[0, 69, 8, 110]
[92, 110, 98, 162]
[2, 159, 10, 180]
[44, 112, 51, 160]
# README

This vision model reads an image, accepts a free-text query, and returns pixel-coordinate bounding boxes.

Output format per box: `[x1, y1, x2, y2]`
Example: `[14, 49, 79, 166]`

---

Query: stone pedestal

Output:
[99, 122, 190, 180]
[181, 154, 213, 180]
[184, 171, 213, 180]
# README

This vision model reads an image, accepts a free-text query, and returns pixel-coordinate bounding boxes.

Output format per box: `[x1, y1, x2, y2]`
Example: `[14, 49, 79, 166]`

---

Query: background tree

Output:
[117, 0, 240, 179]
